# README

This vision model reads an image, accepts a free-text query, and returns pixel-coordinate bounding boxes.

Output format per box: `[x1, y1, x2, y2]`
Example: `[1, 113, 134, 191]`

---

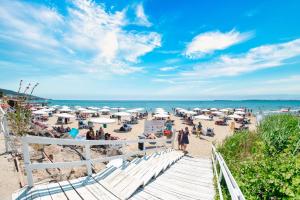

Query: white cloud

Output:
[0, 0, 161, 75]
[264, 75, 300, 84]
[135, 3, 152, 27]
[182, 38, 300, 78]
[159, 66, 178, 71]
[185, 29, 252, 58]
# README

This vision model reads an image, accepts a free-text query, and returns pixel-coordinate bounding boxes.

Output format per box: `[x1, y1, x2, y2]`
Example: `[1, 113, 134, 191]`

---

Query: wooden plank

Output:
[118, 151, 179, 199]
[92, 166, 117, 182]
[68, 177, 99, 200]
[11, 187, 30, 200]
[59, 180, 82, 200]
[47, 182, 68, 200]
[31, 184, 52, 200]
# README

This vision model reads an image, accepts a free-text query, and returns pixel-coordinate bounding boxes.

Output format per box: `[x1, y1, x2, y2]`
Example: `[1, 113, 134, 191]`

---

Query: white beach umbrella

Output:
[154, 113, 170, 118]
[234, 111, 246, 115]
[134, 108, 144, 111]
[99, 108, 110, 112]
[89, 118, 115, 124]
[236, 108, 245, 111]
[59, 108, 72, 112]
[212, 111, 224, 116]
[54, 113, 75, 118]
[32, 110, 48, 115]
[193, 108, 201, 111]
[103, 106, 110, 109]
[220, 109, 229, 112]
[88, 107, 100, 110]
[178, 109, 187, 113]
[81, 109, 97, 114]
[210, 108, 218, 111]
[228, 114, 243, 119]
[202, 109, 210, 112]
[185, 111, 197, 115]
[194, 115, 210, 120]
[114, 112, 131, 117]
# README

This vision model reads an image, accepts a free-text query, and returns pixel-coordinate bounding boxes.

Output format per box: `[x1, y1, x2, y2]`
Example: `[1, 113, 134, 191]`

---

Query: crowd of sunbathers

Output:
[86, 127, 119, 140]
[53, 125, 71, 133]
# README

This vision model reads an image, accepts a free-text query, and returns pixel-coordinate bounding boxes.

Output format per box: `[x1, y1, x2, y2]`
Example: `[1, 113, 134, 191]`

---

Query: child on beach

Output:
[177, 129, 183, 150]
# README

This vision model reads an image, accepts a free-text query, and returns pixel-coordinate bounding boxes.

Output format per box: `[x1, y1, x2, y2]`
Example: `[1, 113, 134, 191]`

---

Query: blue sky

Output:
[1, 0, 300, 100]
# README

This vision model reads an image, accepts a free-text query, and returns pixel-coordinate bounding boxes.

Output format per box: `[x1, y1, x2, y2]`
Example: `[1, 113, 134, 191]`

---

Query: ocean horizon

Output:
[44, 99, 300, 112]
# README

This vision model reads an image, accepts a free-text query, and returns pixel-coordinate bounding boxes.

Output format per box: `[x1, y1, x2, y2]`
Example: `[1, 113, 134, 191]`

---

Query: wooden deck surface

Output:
[12, 150, 215, 200]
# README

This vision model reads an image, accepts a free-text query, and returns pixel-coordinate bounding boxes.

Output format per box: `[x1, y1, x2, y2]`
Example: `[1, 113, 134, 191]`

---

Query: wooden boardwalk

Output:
[131, 156, 215, 200]
[12, 150, 215, 200]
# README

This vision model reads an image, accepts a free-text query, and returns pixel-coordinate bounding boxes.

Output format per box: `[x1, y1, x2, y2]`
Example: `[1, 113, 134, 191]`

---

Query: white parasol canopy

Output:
[194, 115, 210, 120]
[81, 109, 97, 114]
[228, 114, 243, 119]
[102, 106, 110, 109]
[32, 110, 48, 115]
[114, 112, 131, 117]
[185, 111, 197, 115]
[54, 113, 75, 118]
[77, 108, 87, 111]
[234, 111, 246, 115]
[89, 118, 115, 124]
[59, 108, 72, 112]
[99, 108, 110, 112]
[134, 108, 144, 111]
[154, 113, 170, 118]
[210, 108, 218, 111]
[202, 109, 210, 112]
[220, 108, 229, 112]
[88, 107, 100, 110]
[212, 111, 224, 116]
[193, 108, 201, 111]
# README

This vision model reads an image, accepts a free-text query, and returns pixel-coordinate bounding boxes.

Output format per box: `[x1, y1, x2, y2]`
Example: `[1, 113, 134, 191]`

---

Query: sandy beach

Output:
[0, 111, 256, 200]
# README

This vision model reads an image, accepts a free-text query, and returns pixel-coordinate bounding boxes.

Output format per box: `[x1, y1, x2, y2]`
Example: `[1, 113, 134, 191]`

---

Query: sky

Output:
[0, 0, 300, 100]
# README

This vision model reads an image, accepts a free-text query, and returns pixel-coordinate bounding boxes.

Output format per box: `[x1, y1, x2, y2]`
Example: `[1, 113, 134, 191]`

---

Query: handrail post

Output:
[85, 144, 92, 176]
[22, 138, 33, 187]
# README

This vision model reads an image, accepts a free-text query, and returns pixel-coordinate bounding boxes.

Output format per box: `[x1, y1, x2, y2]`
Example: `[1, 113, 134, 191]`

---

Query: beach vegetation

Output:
[7, 103, 32, 136]
[218, 114, 300, 199]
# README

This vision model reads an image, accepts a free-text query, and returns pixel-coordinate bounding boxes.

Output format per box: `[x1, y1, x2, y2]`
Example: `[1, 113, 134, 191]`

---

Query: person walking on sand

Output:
[177, 129, 183, 150]
[182, 127, 190, 154]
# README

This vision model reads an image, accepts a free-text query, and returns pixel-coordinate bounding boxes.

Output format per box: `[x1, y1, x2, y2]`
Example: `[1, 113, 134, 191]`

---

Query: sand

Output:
[0, 112, 256, 199]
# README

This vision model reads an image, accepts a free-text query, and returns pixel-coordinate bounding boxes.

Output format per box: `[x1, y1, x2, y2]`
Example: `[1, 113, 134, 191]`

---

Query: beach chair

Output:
[56, 117, 63, 124]
[78, 120, 88, 129]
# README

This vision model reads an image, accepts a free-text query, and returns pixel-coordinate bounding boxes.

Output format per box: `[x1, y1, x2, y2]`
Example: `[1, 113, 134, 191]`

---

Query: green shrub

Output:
[218, 114, 300, 199]
[259, 114, 300, 155]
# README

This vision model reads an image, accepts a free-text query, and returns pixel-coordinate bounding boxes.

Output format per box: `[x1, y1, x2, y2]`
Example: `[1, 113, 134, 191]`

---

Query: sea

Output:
[43, 100, 300, 112]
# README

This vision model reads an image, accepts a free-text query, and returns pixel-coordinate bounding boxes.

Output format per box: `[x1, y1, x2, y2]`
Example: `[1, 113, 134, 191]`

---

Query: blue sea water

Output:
[44, 100, 300, 112]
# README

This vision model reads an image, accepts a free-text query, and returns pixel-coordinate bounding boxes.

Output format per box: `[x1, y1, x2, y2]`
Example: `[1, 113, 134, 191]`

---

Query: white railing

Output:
[211, 145, 245, 200]
[22, 135, 175, 187]
[0, 106, 11, 153]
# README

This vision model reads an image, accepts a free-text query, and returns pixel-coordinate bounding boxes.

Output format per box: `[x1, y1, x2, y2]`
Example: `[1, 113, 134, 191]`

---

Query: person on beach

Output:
[182, 127, 190, 153]
[192, 125, 196, 135]
[177, 129, 183, 150]
[86, 127, 95, 140]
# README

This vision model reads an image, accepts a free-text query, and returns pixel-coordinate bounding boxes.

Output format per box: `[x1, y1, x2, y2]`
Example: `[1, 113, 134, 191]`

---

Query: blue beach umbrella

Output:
[69, 128, 79, 138]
